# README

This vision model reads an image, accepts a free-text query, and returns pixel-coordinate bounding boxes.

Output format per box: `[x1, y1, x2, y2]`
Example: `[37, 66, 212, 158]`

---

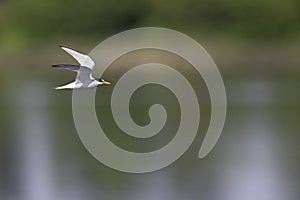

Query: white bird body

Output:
[53, 45, 110, 90]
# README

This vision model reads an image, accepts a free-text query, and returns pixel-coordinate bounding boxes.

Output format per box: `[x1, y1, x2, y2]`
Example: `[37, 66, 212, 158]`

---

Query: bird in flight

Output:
[52, 45, 111, 90]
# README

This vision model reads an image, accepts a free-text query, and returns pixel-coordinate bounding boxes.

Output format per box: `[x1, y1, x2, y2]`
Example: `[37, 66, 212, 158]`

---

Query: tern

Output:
[52, 45, 111, 90]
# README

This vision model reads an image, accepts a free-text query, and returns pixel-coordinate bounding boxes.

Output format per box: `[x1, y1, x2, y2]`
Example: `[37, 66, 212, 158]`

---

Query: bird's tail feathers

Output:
[53, 82, 76, 90]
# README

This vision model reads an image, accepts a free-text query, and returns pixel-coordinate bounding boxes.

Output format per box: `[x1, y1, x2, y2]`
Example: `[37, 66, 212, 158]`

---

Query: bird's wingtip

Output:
[59, 44, 69, 50]
[58, 45, 86, 55]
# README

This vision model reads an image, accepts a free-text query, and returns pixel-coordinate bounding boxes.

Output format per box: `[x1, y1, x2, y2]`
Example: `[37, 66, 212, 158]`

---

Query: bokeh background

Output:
[1, 0, 300, 200]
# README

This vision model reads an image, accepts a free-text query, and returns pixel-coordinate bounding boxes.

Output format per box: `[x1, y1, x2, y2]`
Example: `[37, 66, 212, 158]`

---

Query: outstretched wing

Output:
[76, 66, 93, 84]
[52, 64, 80, 72]
[59, 45, 95, 70]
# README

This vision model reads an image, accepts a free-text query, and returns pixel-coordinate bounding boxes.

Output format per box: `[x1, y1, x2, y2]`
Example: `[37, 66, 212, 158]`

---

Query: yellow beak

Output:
[103, 81, 111, 85]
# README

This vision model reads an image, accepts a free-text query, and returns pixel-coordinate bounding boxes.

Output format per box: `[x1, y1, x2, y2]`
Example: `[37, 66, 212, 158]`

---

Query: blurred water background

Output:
[0, 0, 300, 200]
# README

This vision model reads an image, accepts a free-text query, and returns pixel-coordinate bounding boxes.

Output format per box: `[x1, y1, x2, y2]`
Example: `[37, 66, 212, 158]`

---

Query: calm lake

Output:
[0, 48, 299, 200]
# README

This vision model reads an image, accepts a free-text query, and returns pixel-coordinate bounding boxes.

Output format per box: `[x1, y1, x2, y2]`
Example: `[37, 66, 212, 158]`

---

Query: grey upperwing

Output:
[52, 64, 80, 72]
[76, 66, 94, 86]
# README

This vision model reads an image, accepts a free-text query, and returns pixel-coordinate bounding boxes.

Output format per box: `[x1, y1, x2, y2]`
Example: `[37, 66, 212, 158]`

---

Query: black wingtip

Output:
[58, 44, 87, 55]
[59, 44, 67, 48]
[59, 44, 77, 52]
[59, 44, 75, 50]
